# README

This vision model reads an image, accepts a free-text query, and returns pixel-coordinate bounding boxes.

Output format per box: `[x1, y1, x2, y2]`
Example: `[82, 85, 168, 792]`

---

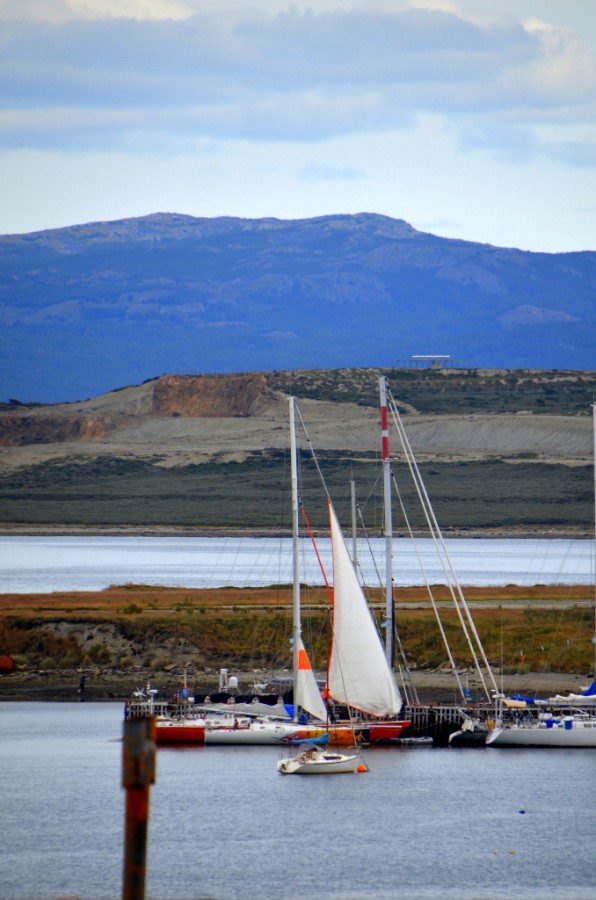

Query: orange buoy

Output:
[357, 764, 367, 773]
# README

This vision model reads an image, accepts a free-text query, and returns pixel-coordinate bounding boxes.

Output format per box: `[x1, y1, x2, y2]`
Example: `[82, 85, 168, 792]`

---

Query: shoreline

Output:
[0, 669, 590, 705]
[0, 522, 591, 539]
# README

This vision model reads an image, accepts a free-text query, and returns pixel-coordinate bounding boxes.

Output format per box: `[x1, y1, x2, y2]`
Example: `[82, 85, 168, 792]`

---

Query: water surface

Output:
[0, 703, 594, 900]
[1, 535, 592, 593]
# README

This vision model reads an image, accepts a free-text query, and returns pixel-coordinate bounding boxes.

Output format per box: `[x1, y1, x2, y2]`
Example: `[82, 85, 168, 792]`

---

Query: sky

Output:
[0, 0, 595, 253]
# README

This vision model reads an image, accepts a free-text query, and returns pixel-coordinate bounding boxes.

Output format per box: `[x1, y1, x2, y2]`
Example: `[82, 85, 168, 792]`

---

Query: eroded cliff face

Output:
[150, 374, 269, 417]
[0, 369, 593, 466]
[0, 413, 129, 447]
[0, 373, 273, 447]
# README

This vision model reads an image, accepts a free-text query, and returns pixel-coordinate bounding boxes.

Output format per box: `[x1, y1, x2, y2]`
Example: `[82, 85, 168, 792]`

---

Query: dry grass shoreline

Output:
[1, 583, 593, 703]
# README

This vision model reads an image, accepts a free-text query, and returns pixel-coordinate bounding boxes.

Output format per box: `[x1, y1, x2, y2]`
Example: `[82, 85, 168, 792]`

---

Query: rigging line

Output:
[276, 441, 291, 590]
[351, 470, 385, 587]
[395, 663, 414, 707]
[301, 502, 334, 604]
[387, 392, 495, 700]
[390, 398, 491, 700]
[355, 503, 380, 588]
[357, 467, 383, 520]
[388, 401, 484, 680]
[392, 397, 499, 699]
[393, 472, 463, 702]
[347, 461, 416, 698]
[391, 622, 418, 705]
[592, 403, 596, 679]
[295, 403, 331, 502]
[371, 477, 419, 702]
[354, 503, 414, 699]
[355, 504, 383, 589]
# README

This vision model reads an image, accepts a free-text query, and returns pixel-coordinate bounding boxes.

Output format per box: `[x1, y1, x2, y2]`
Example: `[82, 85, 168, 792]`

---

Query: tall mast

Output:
[290, 396, 301, 723]
[379, 375, 394, 666]
[350, 478, 358, 572]
[592, 404, 596, 681]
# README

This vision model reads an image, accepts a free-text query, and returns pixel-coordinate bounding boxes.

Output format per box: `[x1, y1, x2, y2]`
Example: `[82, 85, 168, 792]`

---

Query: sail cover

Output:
[295, 636, 328, 722]
[327, 502, 402, 717]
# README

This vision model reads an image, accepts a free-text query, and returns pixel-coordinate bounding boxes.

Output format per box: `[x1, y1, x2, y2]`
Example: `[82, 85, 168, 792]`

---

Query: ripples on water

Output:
[1, 535, 593, 593]
[0, 704, 594, 900]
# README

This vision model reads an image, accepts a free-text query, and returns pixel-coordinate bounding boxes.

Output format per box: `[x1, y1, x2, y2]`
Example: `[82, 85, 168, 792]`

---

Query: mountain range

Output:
[1, 212, 594, 403]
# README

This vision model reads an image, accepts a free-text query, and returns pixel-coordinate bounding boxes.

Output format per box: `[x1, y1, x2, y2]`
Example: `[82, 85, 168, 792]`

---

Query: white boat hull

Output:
[277, 749, 364, 775]
[487, 719, 596, 748]
[205, 721, 324, 745]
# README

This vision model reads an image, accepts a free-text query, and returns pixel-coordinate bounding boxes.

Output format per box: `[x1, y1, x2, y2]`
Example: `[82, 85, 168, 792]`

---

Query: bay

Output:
[0, 535, 593, 594]
[0, 703, 594, 900]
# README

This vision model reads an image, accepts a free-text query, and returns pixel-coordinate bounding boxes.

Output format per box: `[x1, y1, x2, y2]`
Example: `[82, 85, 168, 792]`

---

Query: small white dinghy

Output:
[277, 744, 367, 775]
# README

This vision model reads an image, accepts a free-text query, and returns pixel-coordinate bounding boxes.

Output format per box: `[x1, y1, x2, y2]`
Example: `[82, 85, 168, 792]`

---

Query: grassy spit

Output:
[0, 584, 593, 681]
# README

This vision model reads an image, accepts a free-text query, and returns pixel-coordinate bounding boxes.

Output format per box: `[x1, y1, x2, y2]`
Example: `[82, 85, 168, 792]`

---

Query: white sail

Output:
[327, 502, 402, 717]
[295, 635, 328, 722]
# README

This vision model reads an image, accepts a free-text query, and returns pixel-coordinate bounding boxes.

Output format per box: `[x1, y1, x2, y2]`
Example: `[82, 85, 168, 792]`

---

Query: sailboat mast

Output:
[289, 396, 301, 724]
[592, 403, 596, 681]
[350, 479, 358, 572]
[379, 375, 394, 666]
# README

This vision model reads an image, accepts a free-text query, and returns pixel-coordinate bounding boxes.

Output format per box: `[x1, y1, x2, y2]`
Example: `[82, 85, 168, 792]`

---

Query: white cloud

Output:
[0, 5, 593, 159]
[0, 1, 594, 250]
[0, 0, 193, 23]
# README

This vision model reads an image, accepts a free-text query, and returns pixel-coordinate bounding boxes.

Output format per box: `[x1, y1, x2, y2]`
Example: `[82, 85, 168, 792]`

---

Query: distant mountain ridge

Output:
[1, 212, 594, 403]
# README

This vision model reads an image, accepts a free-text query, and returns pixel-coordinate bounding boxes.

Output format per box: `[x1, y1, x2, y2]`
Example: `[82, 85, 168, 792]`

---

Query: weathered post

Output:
[122, 716, 156, 900]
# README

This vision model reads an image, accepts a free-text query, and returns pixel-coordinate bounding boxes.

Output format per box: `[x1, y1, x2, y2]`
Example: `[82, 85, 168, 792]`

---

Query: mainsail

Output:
[294, 635, 328, 721]
[327, 502, 403, 717]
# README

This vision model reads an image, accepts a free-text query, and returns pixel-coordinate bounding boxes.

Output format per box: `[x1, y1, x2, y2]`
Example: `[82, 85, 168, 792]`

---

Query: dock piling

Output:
[122, 716, 156, 900]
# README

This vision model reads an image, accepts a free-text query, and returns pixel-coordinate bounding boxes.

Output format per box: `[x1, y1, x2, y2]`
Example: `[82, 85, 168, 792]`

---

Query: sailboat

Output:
[486, 708, 596, 748]
[277, 743, 367, 775]
[326, 500, 404, 725]
[486, 403, 596, 749]
[375, 376, 502, 744]
[277, 398, 411, 773]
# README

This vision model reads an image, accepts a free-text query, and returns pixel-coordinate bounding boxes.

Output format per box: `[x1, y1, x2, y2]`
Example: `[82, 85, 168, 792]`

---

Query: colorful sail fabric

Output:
[327, 502, 402, 717]
[295, 635, 328, 722]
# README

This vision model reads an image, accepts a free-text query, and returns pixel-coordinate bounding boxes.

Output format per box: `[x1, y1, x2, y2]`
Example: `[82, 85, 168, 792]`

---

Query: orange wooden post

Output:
[122, 716, 156, 900]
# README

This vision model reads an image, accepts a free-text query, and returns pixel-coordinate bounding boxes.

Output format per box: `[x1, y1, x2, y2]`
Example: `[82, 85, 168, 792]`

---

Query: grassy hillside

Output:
[0, 367, 594, 531]
[0, 453, 591, 531]
[268, 367, 596, 415]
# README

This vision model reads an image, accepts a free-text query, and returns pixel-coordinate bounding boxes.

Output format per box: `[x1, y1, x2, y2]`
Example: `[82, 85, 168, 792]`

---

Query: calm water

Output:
[1, 535, 593, 593]
[0, 703, 594, 900]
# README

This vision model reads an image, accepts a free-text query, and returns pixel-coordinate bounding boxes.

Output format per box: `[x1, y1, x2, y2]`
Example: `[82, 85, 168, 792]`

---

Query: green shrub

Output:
[123, 603, 143, 615]
[11, 654, 28, 669]
[39, 657, 57, 670]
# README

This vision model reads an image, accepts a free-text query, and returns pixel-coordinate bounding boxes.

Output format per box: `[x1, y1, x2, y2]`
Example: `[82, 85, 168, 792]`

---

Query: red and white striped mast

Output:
[379, 375, 394, 667]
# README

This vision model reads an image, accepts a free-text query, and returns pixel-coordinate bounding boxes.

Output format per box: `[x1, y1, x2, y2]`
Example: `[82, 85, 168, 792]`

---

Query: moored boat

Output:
[204, 719, 324, 745]
[277, 744, 366, 775]
[448, 713, 490, 747]
[487, 403, 596, 750]
[155, 717, 206, 744]
[487, 710, 596, 748]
